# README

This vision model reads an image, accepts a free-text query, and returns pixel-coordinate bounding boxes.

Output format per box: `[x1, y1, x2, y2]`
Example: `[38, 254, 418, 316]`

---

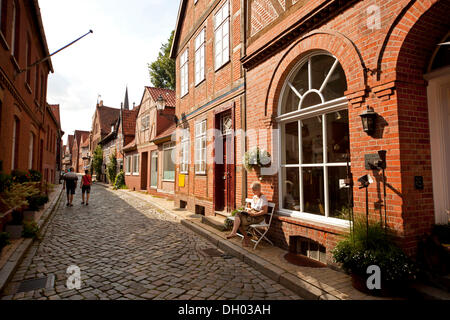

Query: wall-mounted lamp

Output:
[156, 94, 178, 124]
[359, 106, 378, 135]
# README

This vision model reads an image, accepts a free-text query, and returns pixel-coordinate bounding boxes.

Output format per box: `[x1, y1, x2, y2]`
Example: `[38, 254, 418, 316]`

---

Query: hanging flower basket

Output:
[243, 147, 271, 172]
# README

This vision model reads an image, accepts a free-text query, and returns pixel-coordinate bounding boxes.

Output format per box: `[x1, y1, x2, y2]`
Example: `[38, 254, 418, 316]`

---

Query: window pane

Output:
[300, 92, 323, 109]
[322, 63, 347, 101]
[284, 122, 299, 164]
[163, 149, 175, 180]
[311, 55, 336, 91]
[328, 166, 351, 220]
[291, 63, 308, 97]
[303, 167, 325, 216]
[282, 167, 300, 211]
[301, 116, 323, 164]
[282, 89, 300, 114]
[326, 110, 350, 163]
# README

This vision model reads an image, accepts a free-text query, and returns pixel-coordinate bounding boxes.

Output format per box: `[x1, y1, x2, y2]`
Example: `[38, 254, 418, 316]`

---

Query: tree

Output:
[92, 146, 103, 179]
[148, 30, 175, 90]
[106, 152, 118, 185]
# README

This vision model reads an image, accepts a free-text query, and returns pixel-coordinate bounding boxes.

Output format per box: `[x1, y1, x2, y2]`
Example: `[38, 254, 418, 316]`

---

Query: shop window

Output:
[278, 53, 350, 224]
[180, 128, 190, 174]
[163, 142, 175, 181]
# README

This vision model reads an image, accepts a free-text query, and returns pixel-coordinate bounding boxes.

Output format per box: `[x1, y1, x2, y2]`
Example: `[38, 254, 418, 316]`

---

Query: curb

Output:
[0, 186, 63, 293]
[113, 188, 340, 300]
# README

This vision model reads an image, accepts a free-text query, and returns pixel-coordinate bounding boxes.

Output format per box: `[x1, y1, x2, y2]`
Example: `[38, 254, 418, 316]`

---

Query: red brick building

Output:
[42, 103, 63, 183]
[171, 0, 246, 216]
[0, 0, 54, 176]
[172, 0, 450, 262]
[124, 87, 176, 197]
[71, 130, 89, 173]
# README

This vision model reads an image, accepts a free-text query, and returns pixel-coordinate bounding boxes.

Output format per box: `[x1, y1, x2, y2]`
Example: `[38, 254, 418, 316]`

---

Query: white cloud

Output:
[39, 0, 179, 142]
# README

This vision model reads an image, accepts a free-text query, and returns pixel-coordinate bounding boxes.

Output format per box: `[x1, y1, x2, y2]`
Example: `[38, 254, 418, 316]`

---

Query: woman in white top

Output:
[227, 182, 268, 247]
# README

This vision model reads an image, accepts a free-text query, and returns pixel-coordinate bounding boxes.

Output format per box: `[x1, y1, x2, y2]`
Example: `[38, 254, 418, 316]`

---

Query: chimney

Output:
[98, 100, 103, 107]
[133, 102, 135, 109]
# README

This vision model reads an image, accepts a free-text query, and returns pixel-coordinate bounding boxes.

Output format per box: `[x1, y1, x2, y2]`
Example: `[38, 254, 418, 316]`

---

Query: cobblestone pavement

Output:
[1, 185, 301, 300]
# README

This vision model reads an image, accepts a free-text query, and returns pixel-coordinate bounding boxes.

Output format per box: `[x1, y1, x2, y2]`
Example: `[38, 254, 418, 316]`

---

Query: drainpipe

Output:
[241, 0, 248, 205]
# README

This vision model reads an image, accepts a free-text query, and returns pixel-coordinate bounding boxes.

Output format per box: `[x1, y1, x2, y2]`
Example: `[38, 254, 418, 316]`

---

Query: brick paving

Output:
[0, 185, 301, 300]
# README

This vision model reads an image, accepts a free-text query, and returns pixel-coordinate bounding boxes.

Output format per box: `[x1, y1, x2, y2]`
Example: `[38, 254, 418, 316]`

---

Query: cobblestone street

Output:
[0, 185, 301, 300]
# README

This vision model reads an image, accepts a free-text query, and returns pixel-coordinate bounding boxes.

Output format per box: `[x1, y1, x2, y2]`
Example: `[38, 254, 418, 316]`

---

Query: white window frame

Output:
[214, 1, 230, 70]
[11, 118, 17, 170]
[195, 120, 207, 175]
[277, 52, 350, 228]
[180, 48, 189, 97]
[125, 156, 132, 175]
[132, 154, 140, 175]
[150, 151, 158, 188]
[195, 28, 205, 85]
[28, 132, 34, 170]
[163, 142, 176, 182]
[180, 128, 190, 174]
[141, 115, 150, 131]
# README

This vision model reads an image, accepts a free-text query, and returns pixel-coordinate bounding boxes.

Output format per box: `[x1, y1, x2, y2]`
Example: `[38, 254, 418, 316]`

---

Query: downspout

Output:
[241, 0, 248, 205]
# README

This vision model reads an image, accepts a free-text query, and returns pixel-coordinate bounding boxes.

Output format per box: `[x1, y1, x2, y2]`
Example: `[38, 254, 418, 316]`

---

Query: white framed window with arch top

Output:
[276, 51, 351, 227]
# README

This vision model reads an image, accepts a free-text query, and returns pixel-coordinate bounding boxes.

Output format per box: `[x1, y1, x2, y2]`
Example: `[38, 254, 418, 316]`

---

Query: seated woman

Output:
[226, 182, 268, 247]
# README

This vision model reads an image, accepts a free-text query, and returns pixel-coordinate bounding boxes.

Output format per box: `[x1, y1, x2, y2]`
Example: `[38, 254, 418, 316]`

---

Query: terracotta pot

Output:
[5, 224, 23, 240]
[351, 274, 407, 297]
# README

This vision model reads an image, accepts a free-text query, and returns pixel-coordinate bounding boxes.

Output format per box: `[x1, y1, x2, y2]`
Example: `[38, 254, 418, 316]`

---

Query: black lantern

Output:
[359, 106, 377, 135]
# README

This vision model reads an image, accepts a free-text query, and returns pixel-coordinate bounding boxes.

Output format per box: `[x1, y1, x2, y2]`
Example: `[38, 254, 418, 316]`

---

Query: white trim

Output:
[426, 68, 450, 224]
[278, 209, 350, 228]
[277, 98, 348, 123]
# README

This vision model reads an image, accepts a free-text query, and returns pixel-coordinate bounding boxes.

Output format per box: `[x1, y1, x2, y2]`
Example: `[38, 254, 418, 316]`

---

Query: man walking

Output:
[80, 170, 92, 206]
[63, 167, 78, 207]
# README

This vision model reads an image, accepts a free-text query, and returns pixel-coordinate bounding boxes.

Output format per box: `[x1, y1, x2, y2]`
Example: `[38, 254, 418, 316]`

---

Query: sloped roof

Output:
[67, 135, 74, 151]
[80, 133, 90, 148]
[170, 0, 188, 59]
[122, 108, 139, 136]
[146, 87, 176, 108]
[98, 106, 120, 135]
[49, 104, 61, 127]
[123, 138, 137, 152]
[152, 122, 176, 144]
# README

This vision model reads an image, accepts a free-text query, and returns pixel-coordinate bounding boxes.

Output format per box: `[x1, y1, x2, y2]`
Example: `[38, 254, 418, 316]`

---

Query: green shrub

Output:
[332, 219, 416, 282]
[22, 221, 40, 239]
[27, 194, 49, 211]
[0, 173, 12, 193]
[28, 170, 42, 182]
[0, 232, 10, 252]
[107, 153, 118, 185]
[113, 171, 126, 190]
[11, 170, 31, 184]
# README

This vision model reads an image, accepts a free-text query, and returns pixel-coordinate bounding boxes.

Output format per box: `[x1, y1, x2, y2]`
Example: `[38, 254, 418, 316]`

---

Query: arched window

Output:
[278, 52, 350, 225]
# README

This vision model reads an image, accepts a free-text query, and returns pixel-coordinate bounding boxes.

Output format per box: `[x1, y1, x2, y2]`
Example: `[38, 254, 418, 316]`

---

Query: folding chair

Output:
[226, 199, 275, 250]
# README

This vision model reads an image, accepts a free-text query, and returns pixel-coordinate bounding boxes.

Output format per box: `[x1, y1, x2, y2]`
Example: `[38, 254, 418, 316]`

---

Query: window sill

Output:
[180, 172, 189, 175]
[10, 55, 20, 73]
[180, 91, 189, 99]
[162, 179, 175, 183]
[194, 78, 205, 88]
[214, 59, 230, 73]
[132, 173, 140, 176]
[277, 209, 350, 229]
[25, 83, 32, 94]
[195, 172, 206, 176]
[125, 173, 131, 176]
[0, 32, 10, 51]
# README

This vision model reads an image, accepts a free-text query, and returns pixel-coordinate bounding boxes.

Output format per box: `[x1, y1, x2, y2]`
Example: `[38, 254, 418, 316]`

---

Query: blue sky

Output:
[39, 0, 179, 142]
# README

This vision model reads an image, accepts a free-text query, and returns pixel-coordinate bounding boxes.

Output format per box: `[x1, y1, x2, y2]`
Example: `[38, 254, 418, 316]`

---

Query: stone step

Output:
[201, 215, 228, 232]
[215, 210, 232, 218]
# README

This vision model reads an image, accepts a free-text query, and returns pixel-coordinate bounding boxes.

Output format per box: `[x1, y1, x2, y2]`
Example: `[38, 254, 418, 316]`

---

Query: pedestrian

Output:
[80, 169, 92, 206]
[226, 182, 268, 247]
[63, 167, 78, 207]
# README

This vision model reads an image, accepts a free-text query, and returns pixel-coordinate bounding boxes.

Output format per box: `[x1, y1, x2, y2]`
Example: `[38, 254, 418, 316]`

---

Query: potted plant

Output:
[0, 232, 10, 255]
[243, 147, 271, 174]
[332, 219, 416, 297]
[22, 221, 40, 240]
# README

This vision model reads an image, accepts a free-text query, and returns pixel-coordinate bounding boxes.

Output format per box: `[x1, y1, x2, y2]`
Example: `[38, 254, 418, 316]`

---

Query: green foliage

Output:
[113, 171, 126, 190]
[27, 194, 49, 211]
[106, 152, 118, 185]
[11, 170, 31, 184]
[92, 146, 103, 177]
[28, 170, 42, 182]
[0, 232, 10, 252]
[0, 182, 41, 210]
[332, 219, 416, 282]
[243, 147, 272, 171]
[22, 221, 40, 239]
[0, 173, 12, 193]
[148, 30, 175, 90]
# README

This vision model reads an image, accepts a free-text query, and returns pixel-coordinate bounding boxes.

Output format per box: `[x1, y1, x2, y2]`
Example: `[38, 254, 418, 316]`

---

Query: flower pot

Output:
[5, 224, 23, 240]
[23, 210, 36, 222]
[351, 274, 408, 297]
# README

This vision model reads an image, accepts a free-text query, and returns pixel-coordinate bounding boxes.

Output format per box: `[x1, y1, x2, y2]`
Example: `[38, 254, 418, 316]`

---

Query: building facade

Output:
[124, 87, 176, 197]
[171, 0, 246, 216]
[0, 0, 54, 176]
[172, 0, 450, 262]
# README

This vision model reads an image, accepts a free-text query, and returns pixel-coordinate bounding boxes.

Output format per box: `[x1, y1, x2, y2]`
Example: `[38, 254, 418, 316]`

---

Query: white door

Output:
[426, 66, 450, 224]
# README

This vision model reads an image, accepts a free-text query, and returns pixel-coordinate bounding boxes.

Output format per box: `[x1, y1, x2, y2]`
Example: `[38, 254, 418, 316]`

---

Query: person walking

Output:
[63, 167, 78, 207]
[80, 170, 92, 206]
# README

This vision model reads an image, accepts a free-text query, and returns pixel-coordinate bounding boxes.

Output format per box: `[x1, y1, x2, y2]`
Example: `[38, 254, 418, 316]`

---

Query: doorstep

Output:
[0, 185, 63, 293]
[114, 188, 390, 300]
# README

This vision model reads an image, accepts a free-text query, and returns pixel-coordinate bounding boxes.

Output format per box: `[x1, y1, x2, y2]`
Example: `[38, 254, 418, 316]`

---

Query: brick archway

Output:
[264, 30, 367, 120]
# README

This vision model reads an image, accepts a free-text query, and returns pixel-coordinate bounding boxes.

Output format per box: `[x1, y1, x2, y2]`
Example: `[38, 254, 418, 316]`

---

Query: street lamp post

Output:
[156, 95, 178, 124]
